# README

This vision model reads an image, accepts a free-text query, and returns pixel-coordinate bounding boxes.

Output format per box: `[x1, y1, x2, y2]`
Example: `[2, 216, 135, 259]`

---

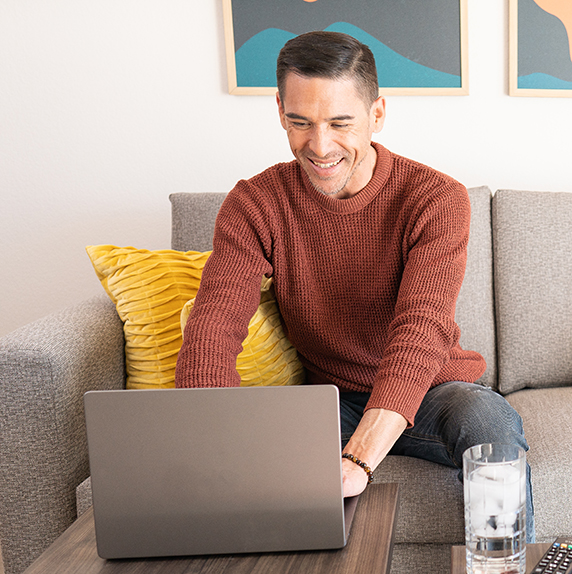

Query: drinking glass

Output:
[463, 443, 526, 574]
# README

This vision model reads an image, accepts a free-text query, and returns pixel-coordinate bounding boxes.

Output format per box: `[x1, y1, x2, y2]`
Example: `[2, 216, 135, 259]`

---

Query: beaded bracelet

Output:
[342, 453, 374, 484]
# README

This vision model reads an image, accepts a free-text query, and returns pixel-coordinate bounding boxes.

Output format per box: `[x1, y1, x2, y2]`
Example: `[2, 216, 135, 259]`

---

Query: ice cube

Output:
[468, 465, 523, 516]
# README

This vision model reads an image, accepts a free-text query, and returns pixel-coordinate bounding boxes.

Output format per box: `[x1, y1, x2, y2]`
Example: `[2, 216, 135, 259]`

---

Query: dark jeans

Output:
[340, 381, 535, 542]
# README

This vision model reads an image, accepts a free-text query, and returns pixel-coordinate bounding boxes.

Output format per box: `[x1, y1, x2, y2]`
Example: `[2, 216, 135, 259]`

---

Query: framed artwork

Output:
[510, 0, 572, 97]
[223, 0, 469, 96]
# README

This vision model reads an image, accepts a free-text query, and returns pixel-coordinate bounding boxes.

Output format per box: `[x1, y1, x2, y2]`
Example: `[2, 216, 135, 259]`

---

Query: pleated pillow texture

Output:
[181, 277, 304, 387]
[86, 245, 304, 389]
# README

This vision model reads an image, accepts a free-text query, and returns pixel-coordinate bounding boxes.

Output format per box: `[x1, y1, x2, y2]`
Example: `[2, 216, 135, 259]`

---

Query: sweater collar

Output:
[299, 142, 392, 214]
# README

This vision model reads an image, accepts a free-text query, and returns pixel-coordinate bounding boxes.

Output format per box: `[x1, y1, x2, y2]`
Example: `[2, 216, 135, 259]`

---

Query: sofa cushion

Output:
[506, 387, 572, 542]
[391, 544, 453, 574]
[493, 190, 572, 394]
[373, 455, 464, 545]
[76, 477, 92, 518]
[86, 245, 210, 389]
[456, 186, 497, 389]
[170, 192, 226, 252]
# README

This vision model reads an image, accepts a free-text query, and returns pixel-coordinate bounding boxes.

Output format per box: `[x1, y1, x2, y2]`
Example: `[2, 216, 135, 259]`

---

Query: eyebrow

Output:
[285, 113, 355, 122]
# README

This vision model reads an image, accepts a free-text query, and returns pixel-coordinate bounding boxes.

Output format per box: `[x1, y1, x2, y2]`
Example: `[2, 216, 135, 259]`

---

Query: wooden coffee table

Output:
[451, 543, 552, 573]
[24, 482, 399, 574]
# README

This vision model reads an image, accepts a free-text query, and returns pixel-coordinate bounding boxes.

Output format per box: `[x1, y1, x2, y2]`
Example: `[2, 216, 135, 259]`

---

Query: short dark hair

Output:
[276, 31, 379, 107]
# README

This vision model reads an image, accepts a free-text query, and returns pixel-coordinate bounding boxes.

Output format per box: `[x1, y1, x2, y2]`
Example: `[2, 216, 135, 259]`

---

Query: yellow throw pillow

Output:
[87, 245, 304, 389]
[86, 245, 211, 389]
[181, 277, 305, 387]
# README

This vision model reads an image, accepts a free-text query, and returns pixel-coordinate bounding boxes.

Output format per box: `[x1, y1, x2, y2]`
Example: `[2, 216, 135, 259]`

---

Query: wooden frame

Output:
[509, 0, 572, 97]
[223, 0, 469, 96]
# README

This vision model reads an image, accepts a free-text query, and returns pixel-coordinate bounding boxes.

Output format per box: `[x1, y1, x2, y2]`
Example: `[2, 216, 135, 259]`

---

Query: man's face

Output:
[277, 73, 385, 199]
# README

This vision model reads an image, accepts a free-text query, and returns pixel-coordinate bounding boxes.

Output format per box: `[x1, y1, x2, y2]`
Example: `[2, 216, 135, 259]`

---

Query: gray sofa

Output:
[1, 187, 571, 574]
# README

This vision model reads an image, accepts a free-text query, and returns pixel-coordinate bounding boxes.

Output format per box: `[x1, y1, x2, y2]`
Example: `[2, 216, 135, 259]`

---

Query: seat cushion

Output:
[390, 543, 453, 574]
[493, 189, 572, 394]
[373, 456, 464, 545]
[506, 387, 572, 542]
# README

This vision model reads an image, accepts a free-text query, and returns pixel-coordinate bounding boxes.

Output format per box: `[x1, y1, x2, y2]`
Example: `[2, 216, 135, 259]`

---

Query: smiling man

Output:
[176, 31, 534, 535]
[277, 73, 384, 199]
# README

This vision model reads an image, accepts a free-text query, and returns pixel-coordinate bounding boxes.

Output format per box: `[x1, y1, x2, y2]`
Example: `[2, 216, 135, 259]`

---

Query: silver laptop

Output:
[84, 385, 358, 559]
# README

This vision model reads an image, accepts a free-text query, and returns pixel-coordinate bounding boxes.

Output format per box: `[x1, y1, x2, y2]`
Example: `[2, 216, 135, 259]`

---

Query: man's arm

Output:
[341, 408, 407, 497]
[341, 182, 472, 496]
[175, 186, 273, 389]
[364, 180, 473, 425]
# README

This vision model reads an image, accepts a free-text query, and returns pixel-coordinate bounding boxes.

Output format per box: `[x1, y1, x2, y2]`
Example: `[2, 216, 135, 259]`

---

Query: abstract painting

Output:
[510, 0, 572, 96]
[223, 0, 468, 95]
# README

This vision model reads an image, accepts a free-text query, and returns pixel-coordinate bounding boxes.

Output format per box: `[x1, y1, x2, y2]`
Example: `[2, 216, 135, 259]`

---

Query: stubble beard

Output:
[305, 153, 367, 198]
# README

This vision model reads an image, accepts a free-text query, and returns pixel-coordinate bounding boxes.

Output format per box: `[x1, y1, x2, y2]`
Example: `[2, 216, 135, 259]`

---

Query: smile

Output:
[310, 158, 343, 169]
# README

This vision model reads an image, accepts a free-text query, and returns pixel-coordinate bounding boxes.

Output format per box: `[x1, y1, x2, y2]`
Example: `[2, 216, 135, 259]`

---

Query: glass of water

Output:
[463, 443, 526, 574]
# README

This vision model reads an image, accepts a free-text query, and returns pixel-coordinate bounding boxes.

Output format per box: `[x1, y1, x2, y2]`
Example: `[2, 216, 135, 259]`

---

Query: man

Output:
[176, 31, 533, 537]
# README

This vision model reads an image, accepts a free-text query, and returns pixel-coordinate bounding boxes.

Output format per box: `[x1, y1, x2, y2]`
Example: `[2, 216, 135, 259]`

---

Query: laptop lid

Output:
[84, 385, 350, 559]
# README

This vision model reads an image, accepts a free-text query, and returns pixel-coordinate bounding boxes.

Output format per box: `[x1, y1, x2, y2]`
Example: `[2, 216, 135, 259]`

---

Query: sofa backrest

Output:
[170, 192, 227, 252]
[493, 189, 572, 395]
[456, 186, 497, 389]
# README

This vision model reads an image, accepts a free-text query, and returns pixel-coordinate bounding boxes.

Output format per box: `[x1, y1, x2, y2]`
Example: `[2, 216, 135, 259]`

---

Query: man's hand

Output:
[342, 456, 369, 497]
[342, 407, 407, 497]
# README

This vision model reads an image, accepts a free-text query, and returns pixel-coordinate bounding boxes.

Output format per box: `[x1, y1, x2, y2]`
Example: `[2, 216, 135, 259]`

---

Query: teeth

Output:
[313, 159, 342, 169]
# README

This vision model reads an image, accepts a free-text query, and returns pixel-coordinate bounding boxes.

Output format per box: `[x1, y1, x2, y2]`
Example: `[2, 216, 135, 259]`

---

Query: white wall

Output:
[1, 0, 571, 337]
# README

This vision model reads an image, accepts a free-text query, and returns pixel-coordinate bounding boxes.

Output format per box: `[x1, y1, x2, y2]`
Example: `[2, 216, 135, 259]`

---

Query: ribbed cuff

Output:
[365, 376, 429, 428]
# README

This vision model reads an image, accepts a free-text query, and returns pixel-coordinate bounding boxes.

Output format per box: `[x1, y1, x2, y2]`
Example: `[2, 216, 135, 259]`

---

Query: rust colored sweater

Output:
[175, 143, 486, 426]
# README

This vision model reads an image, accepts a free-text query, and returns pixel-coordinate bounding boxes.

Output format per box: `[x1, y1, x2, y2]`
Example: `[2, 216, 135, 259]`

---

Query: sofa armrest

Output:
[0, 295, 125, 574]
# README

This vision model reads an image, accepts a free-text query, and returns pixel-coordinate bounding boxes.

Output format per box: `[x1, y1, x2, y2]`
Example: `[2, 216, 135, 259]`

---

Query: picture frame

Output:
[509, 0, 572, 97]
[223, 0, 469, 96]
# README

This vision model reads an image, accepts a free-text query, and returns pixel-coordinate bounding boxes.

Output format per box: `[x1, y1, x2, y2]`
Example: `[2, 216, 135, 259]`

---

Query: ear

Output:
[276, 91, 287, 130]
[370, 96, 386, 133]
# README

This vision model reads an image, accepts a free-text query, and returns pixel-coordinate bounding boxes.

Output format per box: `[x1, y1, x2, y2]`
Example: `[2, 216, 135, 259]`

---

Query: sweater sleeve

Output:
[175, 184, 273, 388]
[366, 181, 471, 426]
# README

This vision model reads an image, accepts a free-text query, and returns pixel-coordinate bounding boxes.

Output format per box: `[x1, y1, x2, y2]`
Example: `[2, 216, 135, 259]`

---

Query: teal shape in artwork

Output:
[326, 22, 461, 88]
[234, 22, 461, 89]
[518, 72, 572, 90]
[236, 28, 295, 87]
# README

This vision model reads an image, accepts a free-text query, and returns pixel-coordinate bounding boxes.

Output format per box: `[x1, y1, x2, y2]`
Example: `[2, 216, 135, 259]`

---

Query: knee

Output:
[451, 385, 528, 461]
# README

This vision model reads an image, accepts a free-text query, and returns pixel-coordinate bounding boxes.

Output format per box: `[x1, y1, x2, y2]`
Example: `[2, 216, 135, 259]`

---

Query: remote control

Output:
[532, 538, 572, 573]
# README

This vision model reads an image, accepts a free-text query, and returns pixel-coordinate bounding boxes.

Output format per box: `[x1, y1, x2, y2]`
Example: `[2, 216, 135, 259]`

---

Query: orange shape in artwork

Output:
[534, 0, 572, 62]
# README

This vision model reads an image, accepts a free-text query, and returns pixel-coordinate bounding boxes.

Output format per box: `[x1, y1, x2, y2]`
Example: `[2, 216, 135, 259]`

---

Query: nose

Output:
[308, 125, 334, 159]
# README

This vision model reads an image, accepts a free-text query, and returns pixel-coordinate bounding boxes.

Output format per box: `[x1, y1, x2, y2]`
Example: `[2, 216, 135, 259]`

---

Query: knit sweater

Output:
[175, 143, 486, 426]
